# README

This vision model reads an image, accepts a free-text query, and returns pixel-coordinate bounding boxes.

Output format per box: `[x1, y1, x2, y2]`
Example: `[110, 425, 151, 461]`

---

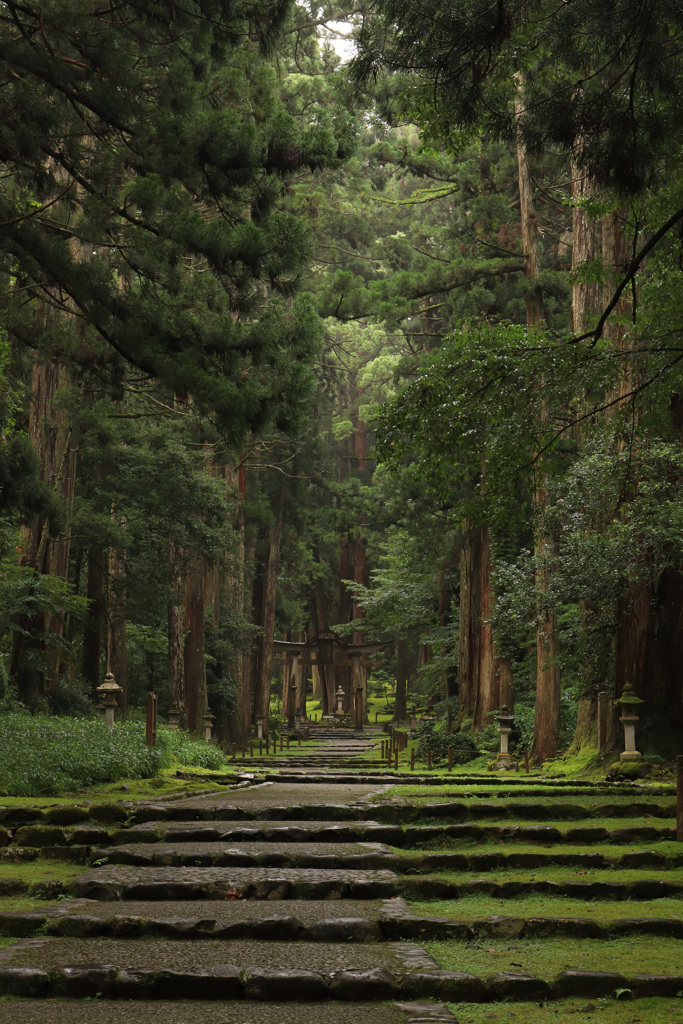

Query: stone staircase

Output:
[1, 759, 682, 1021]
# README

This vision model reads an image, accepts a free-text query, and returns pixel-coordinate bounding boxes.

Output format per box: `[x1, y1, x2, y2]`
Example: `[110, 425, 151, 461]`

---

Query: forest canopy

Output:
[2, 0, 683, 767]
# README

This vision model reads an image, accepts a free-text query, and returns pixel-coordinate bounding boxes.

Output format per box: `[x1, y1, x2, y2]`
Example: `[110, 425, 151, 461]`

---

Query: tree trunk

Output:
[458, 524, 482, 727]
[82, 546, 105, 700]
[168, 540, 186, 725]
[474, 524, 500, 728]
[516, 86, 562, 761]
[12, 356, 76, 705]
[253, 505, 284, 738]
[108, 539, 127, 714]
[184, 556, 207, 734]
[395, 639, 409, 722]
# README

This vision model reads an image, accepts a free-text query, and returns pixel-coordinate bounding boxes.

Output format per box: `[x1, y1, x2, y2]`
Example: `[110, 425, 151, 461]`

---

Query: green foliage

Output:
[0, 711, 164, 796]
[415, 719, 480, 765]
[158, 729, 226, 772]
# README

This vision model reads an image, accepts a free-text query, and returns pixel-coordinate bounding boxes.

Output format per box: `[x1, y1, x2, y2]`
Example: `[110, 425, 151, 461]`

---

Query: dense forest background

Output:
[2, 0, 683, 764]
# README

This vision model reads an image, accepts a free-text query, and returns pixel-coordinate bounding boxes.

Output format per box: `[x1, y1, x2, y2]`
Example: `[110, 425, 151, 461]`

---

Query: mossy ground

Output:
[425, 935, 682, 978]
[425, 866, 683, 884]
[396, 840, 683, 861]
[449, 998, 683, 1024]
[0, 894, 53, 913]
[0, 859, 83, 885]
[408, 894, 683, 921]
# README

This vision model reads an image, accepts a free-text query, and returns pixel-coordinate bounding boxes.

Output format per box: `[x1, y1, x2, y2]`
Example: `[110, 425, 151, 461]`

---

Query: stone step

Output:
[2, 937, 682, 1002]
[0, 936, 439, 1000]
[4, 896, 682, 943]
[71, 864, 399, 901]
[125, 798, 676, 824]
[93, 841, 394, 869]
[90, 840, 683, 872]
[0, 1001, 458, 1023]
[106, 820, 677, 847]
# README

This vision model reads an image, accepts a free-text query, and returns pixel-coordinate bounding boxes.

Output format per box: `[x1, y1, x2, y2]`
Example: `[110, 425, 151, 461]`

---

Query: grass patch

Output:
[426, 935, 683, 978]
[449, 998, 683, 1024]
[408, 894, 683, 921]
[0, 895, 55, 913]
[0, 860, 83, 885]
[422, 866, 683, 884]
[395, 841, 683, 861]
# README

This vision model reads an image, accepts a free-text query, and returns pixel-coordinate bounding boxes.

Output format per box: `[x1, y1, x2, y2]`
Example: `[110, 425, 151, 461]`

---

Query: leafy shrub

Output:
[0, 711, 164, 796]
[415, 719, 480, 765]
[158, 729, 226, 771]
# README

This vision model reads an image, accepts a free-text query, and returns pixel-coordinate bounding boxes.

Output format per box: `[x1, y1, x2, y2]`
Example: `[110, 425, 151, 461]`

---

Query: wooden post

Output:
[677, 755, 683, 842]
[298, 733, 301, 745]
[448, 748, 453, 773]
[394, 749, 398, 770]
[287, 735, 290, 748]
[410, 749, 415, 771]
[259, 739, 262, 755]
[248, 743, 251, 757]
[145, 691, 157, 747]
[232, 745, 236, 761]
[280, 736, 283, 751]
[427, 749, 432, 771]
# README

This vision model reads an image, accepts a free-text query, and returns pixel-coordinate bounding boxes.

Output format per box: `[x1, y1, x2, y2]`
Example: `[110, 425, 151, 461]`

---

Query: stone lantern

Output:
[497, 705, 514, 760]
[167, 704, 181, 731]
[335, 685, 345, 715]
[256, 714, 265, 739]
[616, 682, 644, 762]
[202, 709, 215, 742]
[96, 673, 123, 731]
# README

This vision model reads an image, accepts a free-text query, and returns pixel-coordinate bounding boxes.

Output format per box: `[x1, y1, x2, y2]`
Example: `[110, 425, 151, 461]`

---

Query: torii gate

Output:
[271, 629, 384, 730]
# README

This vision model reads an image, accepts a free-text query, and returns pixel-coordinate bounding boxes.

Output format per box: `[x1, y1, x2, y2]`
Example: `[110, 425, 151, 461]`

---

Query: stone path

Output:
[0, 772, 458, 1022]
[1, 738, 683, 1022]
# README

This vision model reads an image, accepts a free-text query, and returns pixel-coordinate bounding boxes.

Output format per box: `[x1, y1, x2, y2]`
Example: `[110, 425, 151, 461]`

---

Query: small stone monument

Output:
[256, 714, 265, 739]
[167, 704, 181, 730]
[497, 705, 514, 759]
[96, 673, 123, 731]
[202, 709, 215, 742]
[616, 682, 644, 761]
[335, 685, 345, 715]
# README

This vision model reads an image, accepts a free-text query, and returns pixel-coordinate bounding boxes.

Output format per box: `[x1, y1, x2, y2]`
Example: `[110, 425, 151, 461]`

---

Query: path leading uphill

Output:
[1, 732, 683, 1023]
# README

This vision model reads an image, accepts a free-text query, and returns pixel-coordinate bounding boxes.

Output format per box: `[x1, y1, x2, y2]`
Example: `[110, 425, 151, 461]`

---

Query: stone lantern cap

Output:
[202, 709, 215, 724]
[498, 704, 514, 726]
[96, 673, 122, 705]
[616, 682, 644, 710]
[335, 685, 345, 696]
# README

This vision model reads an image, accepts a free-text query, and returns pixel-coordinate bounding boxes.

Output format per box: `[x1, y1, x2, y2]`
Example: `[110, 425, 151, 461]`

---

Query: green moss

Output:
[421, 866, 683, 884]
[449, 998, 683, 1024]
[395, 840, 683, 862]
[426, 935, 682, 978]
[0, 895, 54, 913]
[408, 894, 683, 922]
[0, 860, 83, 885]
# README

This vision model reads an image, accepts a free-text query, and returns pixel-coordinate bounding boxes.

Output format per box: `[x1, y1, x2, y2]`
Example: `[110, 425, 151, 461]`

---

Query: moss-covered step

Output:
[400, 872, 683, 900]
[395, 842, 683, 871]
[90, 841, 397, 869]
[369, 801, 677, 823]
[424, 934, 683, 984]
[0, 1001, 458, 1024]
[447, 999, 683, 1024]
[407, 893, 683, 924]
[0, 897, 389, 940]
[0, 935, 439, 999]
[96, 820, 676, 850]
[71, 863, 400, 901]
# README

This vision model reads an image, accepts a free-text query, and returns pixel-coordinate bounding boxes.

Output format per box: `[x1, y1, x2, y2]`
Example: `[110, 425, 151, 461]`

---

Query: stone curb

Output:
[0, 796, 675, 831]
[1, 964, 682, 1001]
[4, 907, 682, 941]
